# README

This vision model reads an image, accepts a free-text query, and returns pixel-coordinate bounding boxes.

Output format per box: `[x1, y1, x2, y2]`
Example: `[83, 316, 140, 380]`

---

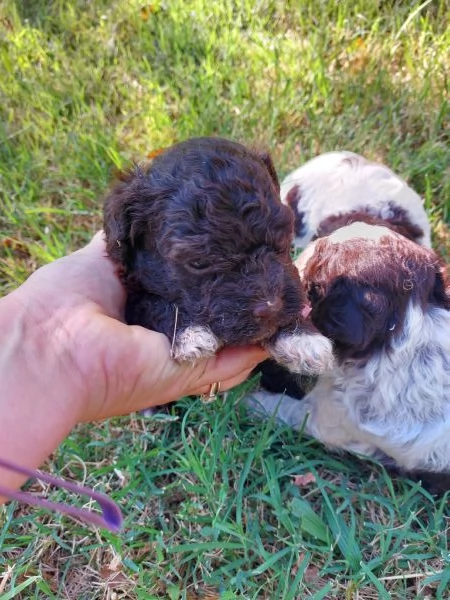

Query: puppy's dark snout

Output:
[253, 298, 283, 318]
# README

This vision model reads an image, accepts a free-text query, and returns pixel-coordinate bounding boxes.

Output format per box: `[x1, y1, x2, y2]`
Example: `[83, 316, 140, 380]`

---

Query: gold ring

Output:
[200, 381, 221, 404]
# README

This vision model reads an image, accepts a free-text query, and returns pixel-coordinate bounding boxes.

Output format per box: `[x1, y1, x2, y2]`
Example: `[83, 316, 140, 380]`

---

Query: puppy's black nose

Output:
[253, 298, 283, 318]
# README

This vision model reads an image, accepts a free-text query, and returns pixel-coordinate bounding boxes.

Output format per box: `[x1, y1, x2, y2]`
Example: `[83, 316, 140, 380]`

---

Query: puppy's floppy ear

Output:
[310, 277, 391, 357]
[103, 167, 141, 270]
[258, 151, 280, 192]
[429, 265, 450, 309]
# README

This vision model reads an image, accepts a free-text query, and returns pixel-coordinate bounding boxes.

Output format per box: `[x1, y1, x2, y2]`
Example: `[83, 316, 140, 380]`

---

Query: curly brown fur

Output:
[103, 137, 333, 372]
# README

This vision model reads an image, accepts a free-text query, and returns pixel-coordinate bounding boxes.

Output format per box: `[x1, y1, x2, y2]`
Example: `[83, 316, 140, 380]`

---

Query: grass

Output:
[0, 0, 450, 597]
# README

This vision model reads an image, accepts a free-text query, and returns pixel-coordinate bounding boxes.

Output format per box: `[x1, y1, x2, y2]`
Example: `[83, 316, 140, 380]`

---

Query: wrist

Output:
[0, 291, 87, 484]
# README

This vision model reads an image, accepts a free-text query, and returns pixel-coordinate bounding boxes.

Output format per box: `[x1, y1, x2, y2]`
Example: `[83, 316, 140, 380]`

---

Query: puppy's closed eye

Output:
[186, 259, 212, 271]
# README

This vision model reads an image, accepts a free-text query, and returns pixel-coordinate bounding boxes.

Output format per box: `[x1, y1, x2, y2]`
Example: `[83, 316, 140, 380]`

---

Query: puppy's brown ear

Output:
[258, 151, 280, 192]
[429, 265, 450, 309]
[103, 167, 140, 270]
[310, 277, 392, 359]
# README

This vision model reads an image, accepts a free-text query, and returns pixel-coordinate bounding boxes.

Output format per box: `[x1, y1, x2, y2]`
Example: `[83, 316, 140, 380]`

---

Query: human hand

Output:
[0, 232, 268, 493]
[9, 232, 268, 423]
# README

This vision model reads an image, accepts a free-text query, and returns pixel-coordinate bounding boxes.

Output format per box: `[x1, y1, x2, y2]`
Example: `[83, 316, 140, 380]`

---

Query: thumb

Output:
[92, 320, 268, 418]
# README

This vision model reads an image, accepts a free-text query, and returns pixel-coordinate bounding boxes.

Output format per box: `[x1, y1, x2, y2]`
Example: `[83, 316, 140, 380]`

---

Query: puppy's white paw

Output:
[244, 390, 312, 430]
[268, 332, 334, 375]
[171, 325, 220, 364]
[139, 407, 159, 417]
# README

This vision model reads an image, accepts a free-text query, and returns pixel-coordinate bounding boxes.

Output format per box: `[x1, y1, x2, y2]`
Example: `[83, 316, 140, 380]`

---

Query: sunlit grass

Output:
[0, 0, 449, 598]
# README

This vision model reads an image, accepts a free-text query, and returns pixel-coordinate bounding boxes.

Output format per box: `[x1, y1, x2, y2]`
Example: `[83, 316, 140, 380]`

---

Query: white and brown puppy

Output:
[250, 152, 450, 493]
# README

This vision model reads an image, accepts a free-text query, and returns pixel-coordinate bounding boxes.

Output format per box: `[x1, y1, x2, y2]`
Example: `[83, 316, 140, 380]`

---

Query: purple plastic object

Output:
[0, 457, 123, 532]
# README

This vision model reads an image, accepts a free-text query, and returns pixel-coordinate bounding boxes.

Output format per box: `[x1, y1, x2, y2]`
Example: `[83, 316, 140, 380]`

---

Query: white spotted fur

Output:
[171, 325, 220, 363]
[267, 330, 334, 375]
[281, 151, 431, 248]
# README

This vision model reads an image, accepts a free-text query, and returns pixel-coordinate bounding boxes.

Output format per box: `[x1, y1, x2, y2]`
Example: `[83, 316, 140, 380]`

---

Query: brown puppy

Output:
[103, 137, 333, 374]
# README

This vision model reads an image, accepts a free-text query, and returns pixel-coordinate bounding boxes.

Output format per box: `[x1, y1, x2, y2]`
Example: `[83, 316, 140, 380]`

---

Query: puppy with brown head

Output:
[103, 137, 333, 375]
[250, 151, 450, 493]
